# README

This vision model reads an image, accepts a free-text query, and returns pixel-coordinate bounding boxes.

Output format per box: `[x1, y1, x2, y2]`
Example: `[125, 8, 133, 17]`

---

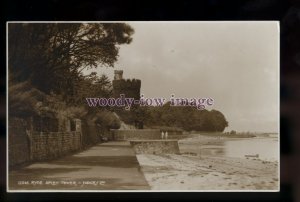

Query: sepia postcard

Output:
[6, 21, 279, 192]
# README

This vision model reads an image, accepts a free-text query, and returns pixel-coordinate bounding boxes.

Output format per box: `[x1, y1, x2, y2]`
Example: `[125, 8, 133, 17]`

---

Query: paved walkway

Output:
[9, 141, 150, 190]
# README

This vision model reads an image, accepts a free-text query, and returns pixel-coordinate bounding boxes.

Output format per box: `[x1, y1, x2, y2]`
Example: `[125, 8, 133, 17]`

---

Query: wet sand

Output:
[136, 135, 279, 190]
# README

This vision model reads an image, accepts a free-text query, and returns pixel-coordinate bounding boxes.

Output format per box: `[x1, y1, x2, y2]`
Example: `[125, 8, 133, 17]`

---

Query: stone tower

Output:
[112, 70, 143, 128]
[112, 70, 141, 100]
[114, 70, 123, 80]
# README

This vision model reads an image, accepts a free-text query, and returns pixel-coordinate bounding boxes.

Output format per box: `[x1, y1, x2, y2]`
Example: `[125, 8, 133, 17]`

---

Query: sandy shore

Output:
[136, 135, 279, 190]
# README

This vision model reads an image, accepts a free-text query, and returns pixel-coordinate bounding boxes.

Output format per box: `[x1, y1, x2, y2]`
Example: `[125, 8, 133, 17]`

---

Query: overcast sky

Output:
[84, 22, 279, 133]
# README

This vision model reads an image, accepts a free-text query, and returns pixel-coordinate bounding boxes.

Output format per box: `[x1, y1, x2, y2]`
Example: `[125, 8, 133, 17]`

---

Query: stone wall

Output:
[81, 119, 99, 146]
[110, 129, 161, 140]
[130, 140, 180, 154]
[9, 117, 82, 168]
[30, 131, 82, 161]
[8, 118, 30, 166]
[166, 131, 183, 136]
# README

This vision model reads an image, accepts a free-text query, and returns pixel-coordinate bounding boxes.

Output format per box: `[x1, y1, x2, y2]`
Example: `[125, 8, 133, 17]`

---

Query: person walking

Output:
[161, 131, 165, 139]
[165, 131, 168, 139]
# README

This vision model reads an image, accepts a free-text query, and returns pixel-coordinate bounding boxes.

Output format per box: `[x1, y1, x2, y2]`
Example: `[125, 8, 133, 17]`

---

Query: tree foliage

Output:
[142, 102, 228, 132]
[8, 23, 134, 133]
[8, 23, 134, 99]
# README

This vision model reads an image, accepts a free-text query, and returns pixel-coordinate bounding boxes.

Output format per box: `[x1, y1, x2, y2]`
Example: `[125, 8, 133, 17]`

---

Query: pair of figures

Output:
[161, 131, 168, 139]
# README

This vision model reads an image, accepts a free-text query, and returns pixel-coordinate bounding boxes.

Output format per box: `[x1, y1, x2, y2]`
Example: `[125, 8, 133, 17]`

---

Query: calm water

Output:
[182, 136, 279, 162]
[224, 137, 279, 161]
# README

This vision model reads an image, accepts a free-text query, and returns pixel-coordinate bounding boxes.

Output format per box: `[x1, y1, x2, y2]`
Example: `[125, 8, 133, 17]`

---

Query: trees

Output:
[141, 102, 228, 132]
[73, 72, 113, 105]
[8, 23, 134, 137]
[8, 23, 134, 100]
[209, 110, 229, 132]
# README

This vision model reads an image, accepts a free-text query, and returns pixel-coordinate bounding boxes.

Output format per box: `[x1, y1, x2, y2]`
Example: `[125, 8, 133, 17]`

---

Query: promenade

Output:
[9, 141, 150, 191]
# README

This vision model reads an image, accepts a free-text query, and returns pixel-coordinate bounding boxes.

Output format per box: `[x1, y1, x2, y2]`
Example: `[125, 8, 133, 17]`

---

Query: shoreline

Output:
[136, 135, 279, 190]
[137, 154, 278, 190]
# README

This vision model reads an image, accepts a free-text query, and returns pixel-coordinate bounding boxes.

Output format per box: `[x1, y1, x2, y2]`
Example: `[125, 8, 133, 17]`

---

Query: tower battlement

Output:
[113, 79, 141, 87]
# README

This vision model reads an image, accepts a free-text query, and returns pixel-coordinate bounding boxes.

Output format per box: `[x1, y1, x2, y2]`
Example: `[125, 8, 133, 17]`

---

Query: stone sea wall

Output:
[130, 140, 180, 154]
[110, 129, 161, 140]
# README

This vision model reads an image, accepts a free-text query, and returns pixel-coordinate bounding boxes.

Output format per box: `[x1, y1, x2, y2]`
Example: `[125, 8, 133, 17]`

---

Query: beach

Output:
[136, 134, 279, 190]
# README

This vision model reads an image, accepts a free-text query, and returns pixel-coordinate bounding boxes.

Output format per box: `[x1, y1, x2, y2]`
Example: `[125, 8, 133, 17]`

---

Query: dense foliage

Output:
[118, 102, 228, 132]
[8, 23, 134, 103]
[8, 23, 133, 131]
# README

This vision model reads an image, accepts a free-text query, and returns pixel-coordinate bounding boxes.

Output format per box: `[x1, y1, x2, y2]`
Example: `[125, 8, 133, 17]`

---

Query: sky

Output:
[83, 22, 279, 133]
